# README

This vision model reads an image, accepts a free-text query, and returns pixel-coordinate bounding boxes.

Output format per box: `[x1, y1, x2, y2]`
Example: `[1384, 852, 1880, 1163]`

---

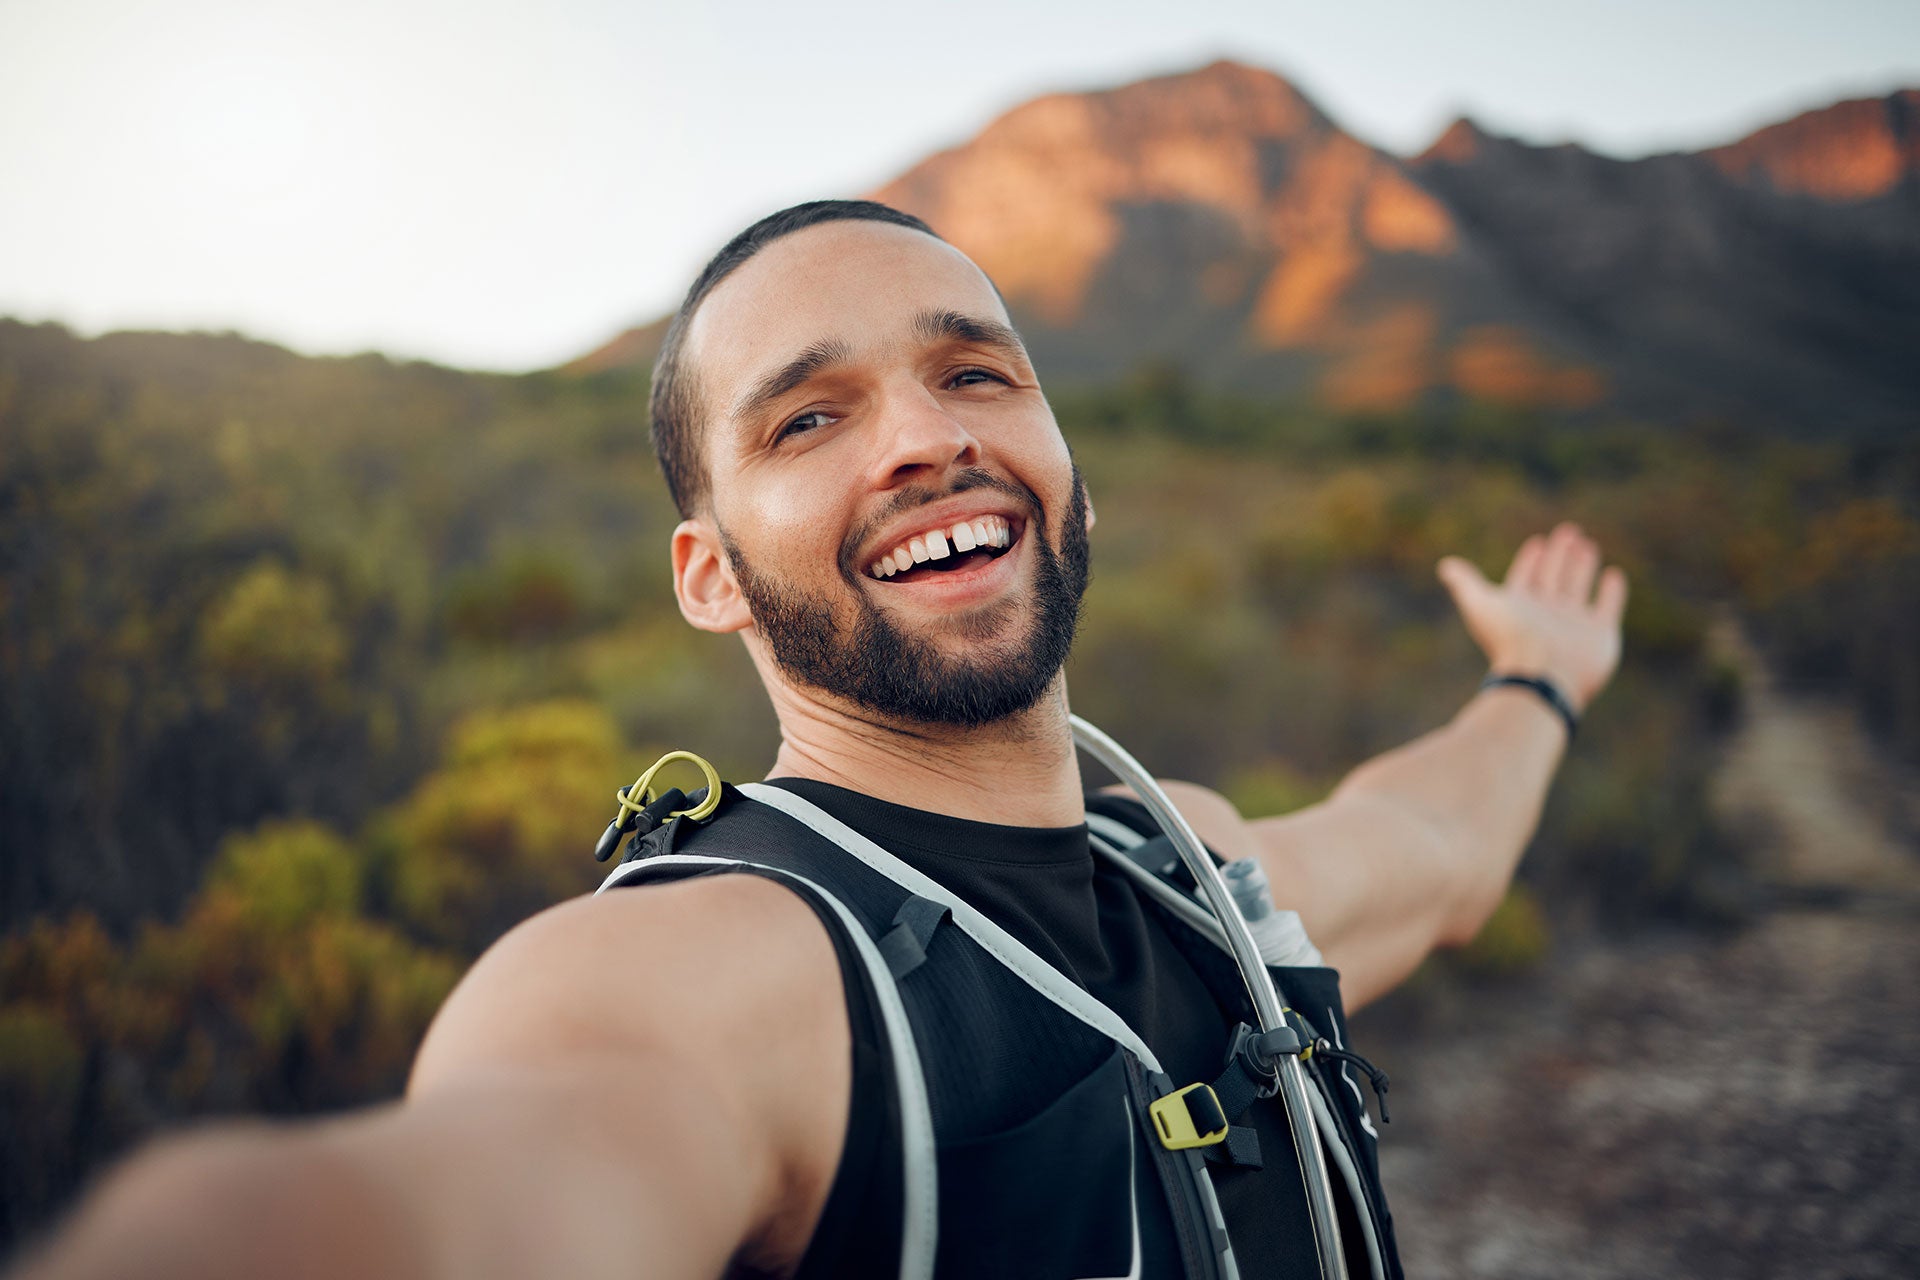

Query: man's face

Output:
[679, 220, 1089, 726]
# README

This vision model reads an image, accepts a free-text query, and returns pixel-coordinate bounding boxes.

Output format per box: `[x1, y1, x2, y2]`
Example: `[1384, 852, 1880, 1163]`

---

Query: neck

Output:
[763, 675, 1088, 828]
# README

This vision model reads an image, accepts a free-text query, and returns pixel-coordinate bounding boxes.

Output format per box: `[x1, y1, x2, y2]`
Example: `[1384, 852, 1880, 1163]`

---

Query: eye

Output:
[777, 409, 837, 441]
[947, 367, 1007, 389]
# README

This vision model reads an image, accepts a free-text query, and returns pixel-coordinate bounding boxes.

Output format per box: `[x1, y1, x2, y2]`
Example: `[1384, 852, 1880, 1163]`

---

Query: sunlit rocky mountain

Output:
[575, 62, 1919, 433]
[1412, 88, 1920, 431]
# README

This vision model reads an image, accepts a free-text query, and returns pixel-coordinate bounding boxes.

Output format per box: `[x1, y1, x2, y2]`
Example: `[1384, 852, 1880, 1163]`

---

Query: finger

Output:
[1438, 555, 1492, 608]
[1558, 533, 1600, 604]
[1594, 564, 1628, 626]
[1539, 522, 1581, 598]
[1505, 535, 1545, 591]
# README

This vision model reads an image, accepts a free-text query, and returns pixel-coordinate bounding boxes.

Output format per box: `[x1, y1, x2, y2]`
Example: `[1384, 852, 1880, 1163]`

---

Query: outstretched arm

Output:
[1167, 522, 1627, 1009]
[9, 875, 851, 1280]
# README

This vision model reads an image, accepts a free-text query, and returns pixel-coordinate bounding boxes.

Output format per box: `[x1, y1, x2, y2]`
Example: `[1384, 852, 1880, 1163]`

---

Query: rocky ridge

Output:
[575, 62, 1920, 433]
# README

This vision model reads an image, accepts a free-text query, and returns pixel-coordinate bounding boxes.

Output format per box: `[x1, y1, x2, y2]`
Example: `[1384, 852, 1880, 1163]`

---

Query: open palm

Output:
[1437, 522, 1628, 713]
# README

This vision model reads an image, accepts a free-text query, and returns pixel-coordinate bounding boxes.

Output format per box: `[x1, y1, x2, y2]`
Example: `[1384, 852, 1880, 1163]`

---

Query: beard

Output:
[724, 467, 1091, 728]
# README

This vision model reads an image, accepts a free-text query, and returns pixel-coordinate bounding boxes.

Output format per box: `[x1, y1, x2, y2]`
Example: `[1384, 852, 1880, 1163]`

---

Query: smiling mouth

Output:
[867, 514, 1017, 583]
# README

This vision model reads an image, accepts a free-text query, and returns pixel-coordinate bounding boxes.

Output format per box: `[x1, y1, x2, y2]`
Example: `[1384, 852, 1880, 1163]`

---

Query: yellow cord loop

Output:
[615, 750, 723, 824]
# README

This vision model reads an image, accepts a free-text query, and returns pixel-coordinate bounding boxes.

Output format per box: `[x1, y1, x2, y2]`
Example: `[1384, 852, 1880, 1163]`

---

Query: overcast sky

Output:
[2, 0, 1915, 371]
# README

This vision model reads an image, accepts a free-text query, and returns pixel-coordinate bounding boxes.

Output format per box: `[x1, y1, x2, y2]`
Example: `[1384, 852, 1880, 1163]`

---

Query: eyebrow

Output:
[914, 308, 1030, 363]
[728, 309, 1032, 429]
[730, 337, 856, 426]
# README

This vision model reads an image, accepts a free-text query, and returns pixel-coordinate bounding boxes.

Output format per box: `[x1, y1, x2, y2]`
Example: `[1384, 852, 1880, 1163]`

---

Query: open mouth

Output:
[867, 514, 1019, 584]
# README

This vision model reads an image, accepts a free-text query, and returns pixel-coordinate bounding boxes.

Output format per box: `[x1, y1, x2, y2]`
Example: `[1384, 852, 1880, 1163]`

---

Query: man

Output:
[15, 201, 1625, 1279]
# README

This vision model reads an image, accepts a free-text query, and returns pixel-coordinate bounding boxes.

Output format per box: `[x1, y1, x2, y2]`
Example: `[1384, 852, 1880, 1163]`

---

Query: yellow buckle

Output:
[1149, 1083, 1229, 1150]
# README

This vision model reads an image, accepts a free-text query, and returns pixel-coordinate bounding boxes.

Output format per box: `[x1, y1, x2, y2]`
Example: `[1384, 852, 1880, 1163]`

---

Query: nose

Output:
[864, 379, 980, 490]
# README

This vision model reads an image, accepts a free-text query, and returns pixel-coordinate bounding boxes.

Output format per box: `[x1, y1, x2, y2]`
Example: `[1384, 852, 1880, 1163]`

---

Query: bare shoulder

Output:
[409, 872, 853, 1270]
[413, 873, 843, 1088]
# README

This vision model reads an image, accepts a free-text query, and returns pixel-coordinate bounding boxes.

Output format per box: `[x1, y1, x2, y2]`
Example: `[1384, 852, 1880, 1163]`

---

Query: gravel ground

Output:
[1370, 905, 1920, 1278]
[1369, 626, 1920, 1279]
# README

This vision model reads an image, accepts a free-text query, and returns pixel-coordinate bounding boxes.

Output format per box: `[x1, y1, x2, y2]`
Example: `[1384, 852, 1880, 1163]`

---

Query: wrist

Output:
[1485, 642, 1593, 712]
[1480, 672, 1580, 741]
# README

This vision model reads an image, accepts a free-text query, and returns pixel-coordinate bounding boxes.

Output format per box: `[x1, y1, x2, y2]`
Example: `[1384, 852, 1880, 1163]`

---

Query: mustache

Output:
[839, 468, 1044, 573]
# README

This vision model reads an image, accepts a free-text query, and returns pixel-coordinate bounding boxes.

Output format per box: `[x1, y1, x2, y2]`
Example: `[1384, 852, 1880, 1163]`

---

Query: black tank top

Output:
[777, 778, 1339, 1280]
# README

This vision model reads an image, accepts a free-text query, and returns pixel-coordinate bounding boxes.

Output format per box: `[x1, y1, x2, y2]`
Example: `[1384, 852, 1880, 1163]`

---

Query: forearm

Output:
[1231, 683, 1571, 1008]
[1330, 683, 1567, 939]
[12, 1063, 761, 1280]
[11, 1122, 428, 1280]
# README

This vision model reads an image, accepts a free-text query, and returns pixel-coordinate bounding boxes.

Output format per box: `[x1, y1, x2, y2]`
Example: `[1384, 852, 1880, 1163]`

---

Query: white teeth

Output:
[870, 517, 1017, 581]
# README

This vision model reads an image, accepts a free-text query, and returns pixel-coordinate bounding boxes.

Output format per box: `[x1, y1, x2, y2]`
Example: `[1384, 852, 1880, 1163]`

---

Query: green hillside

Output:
[1, 318, 1915, 1248]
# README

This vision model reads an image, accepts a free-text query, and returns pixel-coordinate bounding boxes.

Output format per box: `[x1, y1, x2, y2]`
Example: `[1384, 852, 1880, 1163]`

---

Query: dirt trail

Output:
[1365, 620, 1920, 1279]
[1708, 614, 1920, 897]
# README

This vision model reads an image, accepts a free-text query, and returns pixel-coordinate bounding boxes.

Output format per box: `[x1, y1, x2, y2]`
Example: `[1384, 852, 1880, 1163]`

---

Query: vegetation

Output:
[2, 320, 1915, 1248]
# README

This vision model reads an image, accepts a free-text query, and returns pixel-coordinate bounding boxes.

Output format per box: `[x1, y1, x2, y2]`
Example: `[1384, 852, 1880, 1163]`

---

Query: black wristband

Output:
[1480, 673, 1579, 740]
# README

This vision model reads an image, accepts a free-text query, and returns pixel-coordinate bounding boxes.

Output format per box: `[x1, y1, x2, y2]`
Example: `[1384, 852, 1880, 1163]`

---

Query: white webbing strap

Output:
[740, 781, 1166, 1075]
[597, 853, 937, 1280]
[738, 784, 1259, 1279]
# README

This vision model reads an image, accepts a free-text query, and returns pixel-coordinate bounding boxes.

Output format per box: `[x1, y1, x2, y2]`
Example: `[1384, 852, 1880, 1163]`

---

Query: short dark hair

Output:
[650, 199, 942, 518]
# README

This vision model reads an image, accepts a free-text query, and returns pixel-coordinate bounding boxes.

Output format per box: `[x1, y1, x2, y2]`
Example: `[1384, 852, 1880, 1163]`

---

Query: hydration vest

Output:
[597, 781, 1403, 1280]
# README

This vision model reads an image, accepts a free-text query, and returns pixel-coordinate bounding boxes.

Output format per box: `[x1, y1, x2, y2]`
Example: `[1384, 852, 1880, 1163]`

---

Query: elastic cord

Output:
[1481, 673, 1579, 740]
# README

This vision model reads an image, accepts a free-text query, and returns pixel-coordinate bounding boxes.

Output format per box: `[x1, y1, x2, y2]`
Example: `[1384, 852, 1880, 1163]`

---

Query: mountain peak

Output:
[969, 58, 1332, 157]
[871, 59, 1423, 326]
[1109, 57, 1329, 132]
[1418, 116, 1494, 166]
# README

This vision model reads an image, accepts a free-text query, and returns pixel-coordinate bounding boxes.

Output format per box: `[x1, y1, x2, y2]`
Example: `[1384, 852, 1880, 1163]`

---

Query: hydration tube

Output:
[1072, 715, 1351, 1280]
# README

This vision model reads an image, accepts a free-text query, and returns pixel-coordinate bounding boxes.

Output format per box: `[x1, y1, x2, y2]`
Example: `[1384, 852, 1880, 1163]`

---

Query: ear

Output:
[672, 518, 753, 634]
[1084, 491, 1097, 532]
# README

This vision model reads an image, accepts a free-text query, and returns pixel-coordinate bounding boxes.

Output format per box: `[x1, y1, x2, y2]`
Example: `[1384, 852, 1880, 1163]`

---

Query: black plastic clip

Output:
[593, 786, 688, 862]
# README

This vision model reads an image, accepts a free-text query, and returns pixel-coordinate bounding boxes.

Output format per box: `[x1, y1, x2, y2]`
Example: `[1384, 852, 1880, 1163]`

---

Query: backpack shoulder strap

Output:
[1087, 798, 1395, 1280]
[598, 851, 937, 1280]
[739, 781, 1169, 1075]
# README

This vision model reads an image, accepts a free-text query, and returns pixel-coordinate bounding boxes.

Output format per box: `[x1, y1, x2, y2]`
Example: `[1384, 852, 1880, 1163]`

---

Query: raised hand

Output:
[1436, 523, 1628, 713]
